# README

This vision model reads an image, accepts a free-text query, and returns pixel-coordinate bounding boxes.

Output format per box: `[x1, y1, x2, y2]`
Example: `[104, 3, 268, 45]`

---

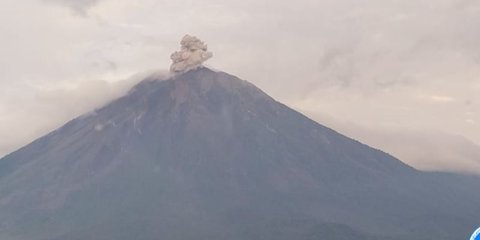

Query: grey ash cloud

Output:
[170, 35, 213, 73]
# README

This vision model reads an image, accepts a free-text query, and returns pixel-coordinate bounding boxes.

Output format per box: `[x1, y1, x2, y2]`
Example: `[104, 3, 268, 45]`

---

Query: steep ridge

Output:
[0, 67, 478, 240]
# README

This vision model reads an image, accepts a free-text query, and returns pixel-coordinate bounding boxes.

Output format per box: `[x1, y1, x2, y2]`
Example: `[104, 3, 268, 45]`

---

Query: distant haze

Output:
[0, 0, 479, 174]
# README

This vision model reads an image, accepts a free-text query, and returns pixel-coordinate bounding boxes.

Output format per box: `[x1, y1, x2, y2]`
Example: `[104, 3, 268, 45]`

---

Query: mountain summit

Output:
[0, 67, 479, 240]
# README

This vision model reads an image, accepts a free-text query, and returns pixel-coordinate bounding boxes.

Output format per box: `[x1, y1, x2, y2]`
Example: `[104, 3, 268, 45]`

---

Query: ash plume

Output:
[170, 35, 213, 73]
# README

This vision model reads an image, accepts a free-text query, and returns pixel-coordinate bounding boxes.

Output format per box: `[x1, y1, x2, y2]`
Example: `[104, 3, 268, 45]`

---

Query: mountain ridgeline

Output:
[0, 68, 479, 240]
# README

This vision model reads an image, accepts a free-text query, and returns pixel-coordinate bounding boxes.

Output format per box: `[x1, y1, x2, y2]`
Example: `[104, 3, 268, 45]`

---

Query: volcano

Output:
[0, 67, 479, 240]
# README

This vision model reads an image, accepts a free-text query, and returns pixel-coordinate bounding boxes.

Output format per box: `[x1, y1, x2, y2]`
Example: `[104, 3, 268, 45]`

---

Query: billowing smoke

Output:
[170, 35, 213, 73]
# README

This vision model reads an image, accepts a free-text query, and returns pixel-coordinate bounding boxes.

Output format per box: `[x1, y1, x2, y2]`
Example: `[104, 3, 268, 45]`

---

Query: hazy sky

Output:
[0, 0, 479, 174]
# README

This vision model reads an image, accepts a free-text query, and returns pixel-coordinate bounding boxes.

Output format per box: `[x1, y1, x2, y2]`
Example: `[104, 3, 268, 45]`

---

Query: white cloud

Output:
[466, 119, 476, 125]
[429, 95, 456, 103]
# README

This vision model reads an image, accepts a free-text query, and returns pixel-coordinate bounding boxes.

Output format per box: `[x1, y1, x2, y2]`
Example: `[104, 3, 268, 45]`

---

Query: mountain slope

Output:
[0, 67, 479, 240]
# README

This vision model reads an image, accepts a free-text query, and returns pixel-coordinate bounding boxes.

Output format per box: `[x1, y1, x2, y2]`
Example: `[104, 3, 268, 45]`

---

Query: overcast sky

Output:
[0, 0, 479, 174]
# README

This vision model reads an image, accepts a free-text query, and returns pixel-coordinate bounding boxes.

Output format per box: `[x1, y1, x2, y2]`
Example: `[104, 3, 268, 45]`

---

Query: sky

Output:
[0, 0, 479, 174]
